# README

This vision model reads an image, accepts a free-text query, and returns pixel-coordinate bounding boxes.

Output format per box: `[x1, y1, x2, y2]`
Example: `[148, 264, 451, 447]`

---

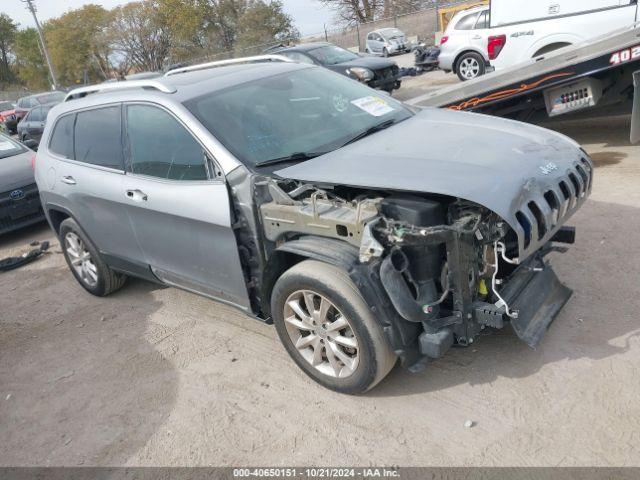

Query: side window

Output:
[74, 106, 124, 170]
[49, 114, 75, 159]
[29, 107, 43, 123]
[455, 12, 480, 30]
[125, 104, 208, 181]
[475, 11, 489, 29]
[283, 52, 315, 65]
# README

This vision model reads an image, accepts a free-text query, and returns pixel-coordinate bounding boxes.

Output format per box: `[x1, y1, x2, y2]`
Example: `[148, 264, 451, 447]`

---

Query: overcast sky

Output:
[3, 0, 335, 36]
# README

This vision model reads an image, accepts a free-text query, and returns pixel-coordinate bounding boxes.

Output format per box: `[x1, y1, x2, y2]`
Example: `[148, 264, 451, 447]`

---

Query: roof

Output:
[51, 61, 311, 116]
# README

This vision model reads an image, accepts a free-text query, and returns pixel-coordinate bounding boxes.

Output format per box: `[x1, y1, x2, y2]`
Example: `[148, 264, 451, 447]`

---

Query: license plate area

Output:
[9, 200, 39, 220]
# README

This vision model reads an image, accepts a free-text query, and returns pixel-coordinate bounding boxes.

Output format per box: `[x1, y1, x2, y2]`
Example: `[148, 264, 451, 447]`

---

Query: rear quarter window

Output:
[49, 114, 76, 159]
[455, 12, 480, 30]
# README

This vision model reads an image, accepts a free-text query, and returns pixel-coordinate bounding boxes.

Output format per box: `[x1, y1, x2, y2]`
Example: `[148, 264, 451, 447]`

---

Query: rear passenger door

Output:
[121, 103, 250, 310]
[49, 105, 144, 267]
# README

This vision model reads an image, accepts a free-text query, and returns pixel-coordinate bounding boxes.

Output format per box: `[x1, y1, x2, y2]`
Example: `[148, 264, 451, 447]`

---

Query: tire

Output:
[383, 47, 389, 57]
[271, 260, 397, 394]
[456, 52, 486, 81]
[59, 217, 127, 297]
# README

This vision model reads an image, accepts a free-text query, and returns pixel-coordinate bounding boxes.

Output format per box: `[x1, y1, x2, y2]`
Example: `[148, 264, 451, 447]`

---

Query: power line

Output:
[21, 0, 59, 89]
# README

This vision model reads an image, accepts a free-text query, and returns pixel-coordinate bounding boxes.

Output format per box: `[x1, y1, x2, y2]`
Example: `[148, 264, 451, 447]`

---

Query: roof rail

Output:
[64, 80, 176, 102]
[164, 54, 293, 77]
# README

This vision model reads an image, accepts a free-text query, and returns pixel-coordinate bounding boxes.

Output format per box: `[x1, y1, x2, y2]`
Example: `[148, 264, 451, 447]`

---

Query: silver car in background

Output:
[365, 28, 410, 57]
[438, 5, 491, 81]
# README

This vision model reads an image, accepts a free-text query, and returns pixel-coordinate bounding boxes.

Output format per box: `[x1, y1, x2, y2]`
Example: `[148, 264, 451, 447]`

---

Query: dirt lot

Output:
[1, 74, 640, 466]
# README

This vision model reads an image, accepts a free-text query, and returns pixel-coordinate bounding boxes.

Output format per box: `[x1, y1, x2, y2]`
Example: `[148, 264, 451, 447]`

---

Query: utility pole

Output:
[21, 0, 58, 89]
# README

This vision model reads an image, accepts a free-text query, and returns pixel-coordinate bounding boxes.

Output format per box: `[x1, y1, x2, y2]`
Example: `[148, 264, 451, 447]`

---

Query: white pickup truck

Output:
[490, 0, 639, 70]
[440, 0, 639, 79]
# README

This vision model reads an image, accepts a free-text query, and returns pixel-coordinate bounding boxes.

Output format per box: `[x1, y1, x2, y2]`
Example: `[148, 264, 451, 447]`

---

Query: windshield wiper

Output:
[254, 151, 327, 168]
[340, 119, 397, 148]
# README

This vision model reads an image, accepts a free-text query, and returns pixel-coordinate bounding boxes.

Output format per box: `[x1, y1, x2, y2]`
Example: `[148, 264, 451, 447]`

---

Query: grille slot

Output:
[528, 201, 547, 241]
[568, 172, 582, 197]
[543, 191, 560, 226]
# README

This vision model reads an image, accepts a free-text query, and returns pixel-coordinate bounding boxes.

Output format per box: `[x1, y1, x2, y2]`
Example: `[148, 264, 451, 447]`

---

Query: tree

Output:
[319, 0, 383, 24]
[45, 5, 115, 86]
[110, 1, 173, 72]
[321, 0, 434, 25]
[236, 1, 299, 50]
[13, 28, 49, 90]
[0, 13, 17, 84]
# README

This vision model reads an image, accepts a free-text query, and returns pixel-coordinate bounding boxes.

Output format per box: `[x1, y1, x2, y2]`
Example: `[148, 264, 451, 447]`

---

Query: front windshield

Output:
[0, 134, 27, 159]
[185, 67, 412, 168]
[306, 45, 359, 66]
[36, 92, 65, 105]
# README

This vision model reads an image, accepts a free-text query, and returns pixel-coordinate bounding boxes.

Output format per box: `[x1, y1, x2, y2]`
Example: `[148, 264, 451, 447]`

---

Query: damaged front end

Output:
[257, 163, 591, 370]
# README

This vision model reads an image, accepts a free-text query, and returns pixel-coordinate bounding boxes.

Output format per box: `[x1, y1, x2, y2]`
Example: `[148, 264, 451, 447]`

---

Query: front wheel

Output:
[382, 47, 389, 57]
[456, 52, 486, 81]
[271, 260, 397, 394]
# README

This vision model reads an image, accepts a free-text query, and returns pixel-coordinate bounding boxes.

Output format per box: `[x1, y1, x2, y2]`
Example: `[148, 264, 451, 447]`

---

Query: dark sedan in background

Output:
[12, 91, 66, 133]
[16, 102, 59, 146]
[268, 42, 401, 93]
[0, 133, 44, 235]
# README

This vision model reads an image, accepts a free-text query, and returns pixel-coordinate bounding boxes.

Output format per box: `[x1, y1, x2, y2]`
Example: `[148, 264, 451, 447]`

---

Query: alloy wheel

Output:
[459, 57, 480, 79]
[64, 232, 98, 288]
[283, 290, 359, 378]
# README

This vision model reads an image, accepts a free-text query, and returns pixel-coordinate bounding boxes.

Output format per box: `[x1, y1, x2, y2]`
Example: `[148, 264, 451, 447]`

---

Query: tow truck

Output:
[408, 24, 640, 142]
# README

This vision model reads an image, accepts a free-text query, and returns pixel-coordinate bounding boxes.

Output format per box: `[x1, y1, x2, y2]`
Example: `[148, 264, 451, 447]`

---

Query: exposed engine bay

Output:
[253, 178, 577, 369]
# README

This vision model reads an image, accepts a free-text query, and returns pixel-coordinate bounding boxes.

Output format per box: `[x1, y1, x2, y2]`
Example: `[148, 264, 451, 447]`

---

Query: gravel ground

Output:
[1, 78, 639, 467]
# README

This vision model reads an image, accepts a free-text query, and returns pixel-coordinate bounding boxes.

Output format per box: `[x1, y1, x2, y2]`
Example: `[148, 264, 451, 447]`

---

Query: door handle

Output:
[472, 35, 482, 40]
[61, 175, 76, 185]
[126, 189, 148, 202]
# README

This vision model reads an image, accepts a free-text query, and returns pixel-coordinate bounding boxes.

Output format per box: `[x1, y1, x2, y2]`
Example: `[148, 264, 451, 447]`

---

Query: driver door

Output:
[121, 102, 251, 310]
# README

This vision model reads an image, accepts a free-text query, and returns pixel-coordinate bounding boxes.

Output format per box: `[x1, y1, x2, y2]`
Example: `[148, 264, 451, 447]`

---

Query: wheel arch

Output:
[531, 42, 573, 58]
[261, 236, 424, 370]
[45, 204, 73, 236]
[261, 236, 359, 318]
[453, 48, 487, 73]
[526, 33, 581, 59]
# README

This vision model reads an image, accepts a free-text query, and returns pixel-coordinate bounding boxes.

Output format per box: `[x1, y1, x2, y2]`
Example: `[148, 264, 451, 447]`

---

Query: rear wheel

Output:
[271, 260, 396, 394]
[456, 52, 485, 81]
[59, 218, 126, 296]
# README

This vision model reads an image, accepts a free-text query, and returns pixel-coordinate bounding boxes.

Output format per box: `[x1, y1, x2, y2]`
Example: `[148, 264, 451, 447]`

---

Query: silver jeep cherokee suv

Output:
[35, 57, 592, 393]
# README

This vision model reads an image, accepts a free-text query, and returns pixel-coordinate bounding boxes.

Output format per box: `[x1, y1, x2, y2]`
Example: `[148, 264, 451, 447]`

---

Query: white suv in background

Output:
[437, 6, 491, 81]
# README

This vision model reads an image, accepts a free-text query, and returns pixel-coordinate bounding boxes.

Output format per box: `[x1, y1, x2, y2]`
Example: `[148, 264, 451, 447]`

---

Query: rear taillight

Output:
[30, 154, 36, 170]
[440, 35, 449, 45]
[488, 34, 506, 60]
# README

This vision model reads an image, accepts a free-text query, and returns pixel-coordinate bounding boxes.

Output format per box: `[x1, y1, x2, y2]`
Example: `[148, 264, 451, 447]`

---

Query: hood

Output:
[275, 108, 592, 258]
[0, 150, 35, 192]
[334, 56, 396, 70]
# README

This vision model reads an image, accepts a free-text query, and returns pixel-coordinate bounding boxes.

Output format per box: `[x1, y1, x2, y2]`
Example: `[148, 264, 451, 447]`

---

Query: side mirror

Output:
[23, 139, 38, 151]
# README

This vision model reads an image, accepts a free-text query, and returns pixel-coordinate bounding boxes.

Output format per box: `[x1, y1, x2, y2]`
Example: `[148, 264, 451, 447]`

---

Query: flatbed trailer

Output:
[408, 24, 640, 142]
